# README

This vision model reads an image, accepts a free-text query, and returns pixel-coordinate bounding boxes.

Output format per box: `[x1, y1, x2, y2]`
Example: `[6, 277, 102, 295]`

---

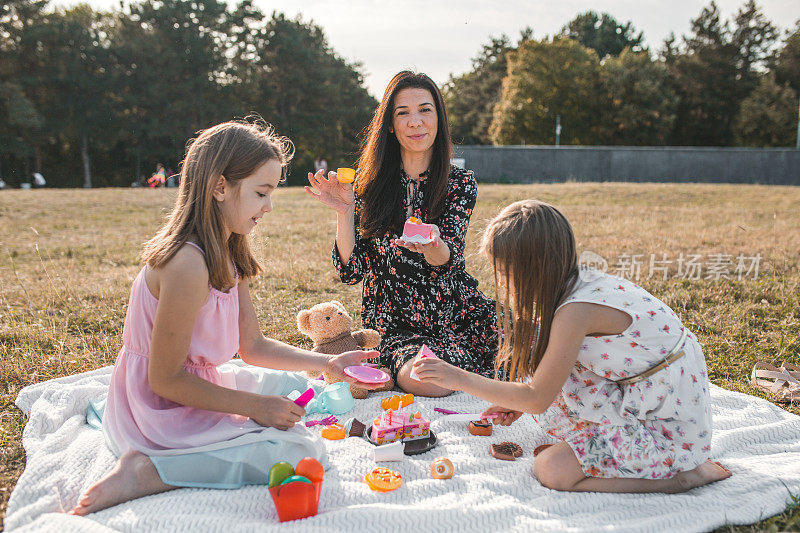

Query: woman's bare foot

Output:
[672, 460, 732, 492]
[70, 450, 175, 515]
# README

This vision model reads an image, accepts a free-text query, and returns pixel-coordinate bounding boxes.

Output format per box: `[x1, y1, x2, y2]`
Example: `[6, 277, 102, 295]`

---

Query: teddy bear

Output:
[297, 300, 394, 399]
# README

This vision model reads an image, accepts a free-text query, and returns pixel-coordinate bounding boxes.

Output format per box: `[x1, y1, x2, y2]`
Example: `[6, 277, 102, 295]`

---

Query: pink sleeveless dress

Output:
[101, 243, 326, 487]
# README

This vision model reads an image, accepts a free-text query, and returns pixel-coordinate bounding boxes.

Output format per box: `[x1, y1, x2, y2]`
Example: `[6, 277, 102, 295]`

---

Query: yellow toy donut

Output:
[365, 467, 403, 492]
[430, 457, 454, 479]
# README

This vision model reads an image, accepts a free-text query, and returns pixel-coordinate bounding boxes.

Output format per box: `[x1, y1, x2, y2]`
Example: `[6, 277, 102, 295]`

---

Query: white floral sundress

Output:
[533, 270, 713, 479]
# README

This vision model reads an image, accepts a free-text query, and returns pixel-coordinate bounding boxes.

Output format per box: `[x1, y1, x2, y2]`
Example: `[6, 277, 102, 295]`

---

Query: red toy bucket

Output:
[268, 480, 322, 522]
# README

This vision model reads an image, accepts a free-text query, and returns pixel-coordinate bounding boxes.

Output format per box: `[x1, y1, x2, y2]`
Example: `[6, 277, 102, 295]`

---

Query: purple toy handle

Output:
[293, 387, 315, 408]
[434, 407, 459, 415]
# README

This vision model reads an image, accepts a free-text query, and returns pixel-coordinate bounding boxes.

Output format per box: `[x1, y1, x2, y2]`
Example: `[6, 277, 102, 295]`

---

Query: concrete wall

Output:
[453, 145, 800, 185]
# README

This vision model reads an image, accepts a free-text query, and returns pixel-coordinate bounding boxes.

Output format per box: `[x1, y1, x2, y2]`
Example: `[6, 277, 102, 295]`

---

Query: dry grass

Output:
[1, 183, 799, 531]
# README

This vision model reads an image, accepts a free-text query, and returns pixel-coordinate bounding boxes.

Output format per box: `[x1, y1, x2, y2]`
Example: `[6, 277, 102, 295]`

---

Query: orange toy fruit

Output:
[407, 216, 421, 224]
[380, 393, 414, 411]
[365, 467, 403, 492]
[321, 423, 346, 440]
[295, 457, 325, 483]
[337, 167, 355, 183]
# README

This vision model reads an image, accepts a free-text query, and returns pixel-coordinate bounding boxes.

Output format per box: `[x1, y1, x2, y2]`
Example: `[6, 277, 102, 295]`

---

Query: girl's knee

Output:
[534, 455, 567, 490]
[533, 444, 584, 491]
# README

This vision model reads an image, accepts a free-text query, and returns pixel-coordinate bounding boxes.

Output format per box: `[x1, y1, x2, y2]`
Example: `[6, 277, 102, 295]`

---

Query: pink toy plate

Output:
[344, 365, 391, 384]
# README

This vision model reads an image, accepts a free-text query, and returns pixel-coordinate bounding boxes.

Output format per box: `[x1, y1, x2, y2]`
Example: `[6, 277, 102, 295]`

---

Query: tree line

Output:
[0, 0, 376, 187]
[444, 1, 800, 148]
[1, 0, 798, 188]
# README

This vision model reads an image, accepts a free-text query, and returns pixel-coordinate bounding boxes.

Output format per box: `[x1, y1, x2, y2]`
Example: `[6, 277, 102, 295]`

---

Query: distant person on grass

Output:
[147, 163, 166, 187]
[414, 200, 732, 493]
[306, 70, 497, 397]
[313, 156, 327, 173]
[71, 120, 379, 515]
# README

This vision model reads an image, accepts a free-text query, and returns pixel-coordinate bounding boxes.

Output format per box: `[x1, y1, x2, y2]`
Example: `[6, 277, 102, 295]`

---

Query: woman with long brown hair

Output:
[306, 71, 497, 396]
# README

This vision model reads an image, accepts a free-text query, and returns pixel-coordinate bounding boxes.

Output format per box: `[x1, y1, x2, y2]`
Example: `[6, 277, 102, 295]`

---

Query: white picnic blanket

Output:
[6, 365, 800, 532]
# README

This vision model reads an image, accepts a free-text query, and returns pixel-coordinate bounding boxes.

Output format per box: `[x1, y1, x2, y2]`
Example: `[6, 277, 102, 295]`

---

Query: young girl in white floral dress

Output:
[414, 200, 731, 492]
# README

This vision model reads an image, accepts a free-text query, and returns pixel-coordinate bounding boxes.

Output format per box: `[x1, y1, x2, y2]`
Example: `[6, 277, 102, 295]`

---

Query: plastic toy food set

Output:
[402, 217, 434, 244]
[294, 344, 523, 499]
[267, 457, 325, 522]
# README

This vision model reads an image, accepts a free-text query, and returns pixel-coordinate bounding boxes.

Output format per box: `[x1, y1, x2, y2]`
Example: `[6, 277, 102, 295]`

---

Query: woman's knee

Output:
[395, 361, 452, 397]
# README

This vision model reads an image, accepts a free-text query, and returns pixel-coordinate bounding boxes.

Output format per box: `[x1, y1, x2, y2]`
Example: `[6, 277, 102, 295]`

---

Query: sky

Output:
[54, 0, 800, 98]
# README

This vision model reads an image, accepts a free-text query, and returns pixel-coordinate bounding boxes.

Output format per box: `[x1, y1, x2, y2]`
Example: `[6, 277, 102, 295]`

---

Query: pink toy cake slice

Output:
[409, 344, 439, 381]
[402, 217, 433, 243]
[371, 409, 430, 445]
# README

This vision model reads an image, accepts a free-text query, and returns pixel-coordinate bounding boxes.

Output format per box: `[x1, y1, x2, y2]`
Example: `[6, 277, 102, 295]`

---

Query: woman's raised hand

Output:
[304, 169, 354, 214]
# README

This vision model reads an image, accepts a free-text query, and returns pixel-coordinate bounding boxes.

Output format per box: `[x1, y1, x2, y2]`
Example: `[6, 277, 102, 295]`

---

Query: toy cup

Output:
[300, 382, 354, 415]
[336, 167, 355, 184]
[373, 441, 404, 462]
[318, 381, 355, 415]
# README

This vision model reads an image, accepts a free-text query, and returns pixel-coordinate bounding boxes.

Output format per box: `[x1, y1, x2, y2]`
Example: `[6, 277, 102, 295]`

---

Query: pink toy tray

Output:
[344, 365, 391, 384]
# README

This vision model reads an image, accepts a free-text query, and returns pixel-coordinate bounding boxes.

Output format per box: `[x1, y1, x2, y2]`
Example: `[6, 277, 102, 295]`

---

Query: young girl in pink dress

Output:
[414, 199, 732, 493]
[71, 120, 378, 515]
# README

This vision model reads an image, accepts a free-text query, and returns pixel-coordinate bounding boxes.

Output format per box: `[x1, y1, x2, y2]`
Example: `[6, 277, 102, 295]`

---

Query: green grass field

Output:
[1, 183, 799, 530]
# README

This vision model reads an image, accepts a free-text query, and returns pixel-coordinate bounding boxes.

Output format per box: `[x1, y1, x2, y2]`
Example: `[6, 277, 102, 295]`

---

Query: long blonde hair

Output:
[141, 119, 293, 291]
[481, 200, 579, 382]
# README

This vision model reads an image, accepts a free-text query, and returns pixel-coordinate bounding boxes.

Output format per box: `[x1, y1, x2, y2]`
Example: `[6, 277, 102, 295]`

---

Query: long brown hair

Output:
[356, 71, 453, 239]
[481, 200, 579, 382]
[141, 118, 293, 291]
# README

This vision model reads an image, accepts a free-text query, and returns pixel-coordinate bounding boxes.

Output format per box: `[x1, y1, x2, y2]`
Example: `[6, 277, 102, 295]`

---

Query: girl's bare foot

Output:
[673, 460, 732, 492]
[69, 450, 175, 515]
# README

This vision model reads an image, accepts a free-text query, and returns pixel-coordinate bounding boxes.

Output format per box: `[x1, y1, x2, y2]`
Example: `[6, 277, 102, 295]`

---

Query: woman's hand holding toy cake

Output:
[393, 217, 450, 263]
[402, 217, 434, 244]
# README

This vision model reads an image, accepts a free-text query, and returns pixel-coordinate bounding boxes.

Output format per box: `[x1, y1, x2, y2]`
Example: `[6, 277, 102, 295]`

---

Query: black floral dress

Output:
[332, 166, 498, 378]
